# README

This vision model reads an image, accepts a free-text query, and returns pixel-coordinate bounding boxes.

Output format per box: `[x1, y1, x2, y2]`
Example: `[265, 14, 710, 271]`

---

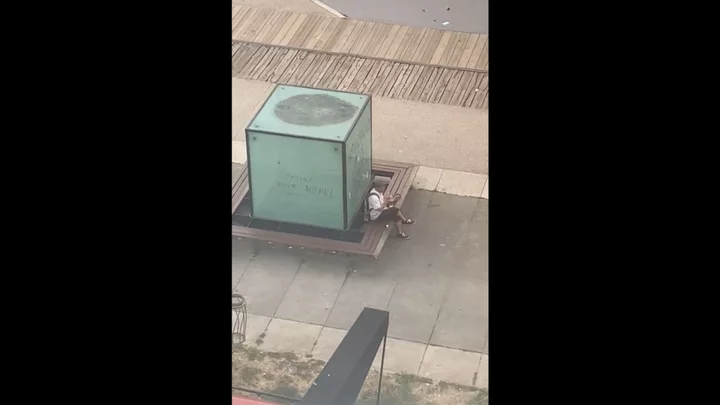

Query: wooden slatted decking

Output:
[232, 41, 489, 109]
[231, 160, 418, 258]
[231, 6, 489, 70]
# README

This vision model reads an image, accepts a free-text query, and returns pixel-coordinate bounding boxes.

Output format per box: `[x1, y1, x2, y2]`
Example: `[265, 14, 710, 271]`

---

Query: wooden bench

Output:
[231, 160, 418, 258]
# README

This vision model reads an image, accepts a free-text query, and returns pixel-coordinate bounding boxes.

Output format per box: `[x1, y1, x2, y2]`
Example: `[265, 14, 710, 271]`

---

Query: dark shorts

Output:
[374, 207, 400, 221]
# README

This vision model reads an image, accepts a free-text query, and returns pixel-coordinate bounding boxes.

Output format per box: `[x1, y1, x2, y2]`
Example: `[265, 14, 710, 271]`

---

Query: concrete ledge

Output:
[232, 140, 247, 164]
[411, 166, 488, 200]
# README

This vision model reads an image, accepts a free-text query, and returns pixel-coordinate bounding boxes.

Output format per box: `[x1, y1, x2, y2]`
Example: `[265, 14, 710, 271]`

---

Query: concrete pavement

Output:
[232, 190, 488, 387]
[232, 77, 489, 176]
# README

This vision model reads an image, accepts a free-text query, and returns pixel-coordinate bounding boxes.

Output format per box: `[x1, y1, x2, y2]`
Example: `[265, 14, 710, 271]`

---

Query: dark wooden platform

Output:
[232, 41, 489, 109]
[231, 160, 418, 258]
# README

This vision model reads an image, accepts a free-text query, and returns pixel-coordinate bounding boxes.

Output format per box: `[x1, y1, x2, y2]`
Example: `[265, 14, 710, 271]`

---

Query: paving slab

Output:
[483, 335, 488, 354]
[235, 249, 302, 316]
[371, 338, 428, 374]
[411, 166, 443, 191]
[475, 354, 489, 389]
[431, 197, 488, 280]
[310, 326, 348, 362]
[386, 279, 449, 343]
[481, 178, 489, 199]
[232, 140, 247, 164]
[436, 170, 488, 198]
[372, 98, 488, 175]
[232, 239, 254, 291]
[239, 313, 273, 347]
[275, 257, 349, 325]
[430, 279, 488, 352]
[325, 272, 396, 329]
[231, 79, 488, 174]
[419, 345, 482, 386]
[232, 78, 274, 140]
[259, 318, 323, 354]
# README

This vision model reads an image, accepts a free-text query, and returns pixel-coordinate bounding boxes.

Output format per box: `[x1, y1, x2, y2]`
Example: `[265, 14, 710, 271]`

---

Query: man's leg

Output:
[394, 219, 403, 235]
[395, 210, 408, 222]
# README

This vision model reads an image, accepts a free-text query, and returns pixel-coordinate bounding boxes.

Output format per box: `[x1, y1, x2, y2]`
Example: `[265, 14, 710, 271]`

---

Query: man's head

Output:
[373, 177, 390, 193]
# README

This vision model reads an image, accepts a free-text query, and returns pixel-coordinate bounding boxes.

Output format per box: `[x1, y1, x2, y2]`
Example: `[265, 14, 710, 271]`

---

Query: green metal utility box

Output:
[245, 85, 372, 230]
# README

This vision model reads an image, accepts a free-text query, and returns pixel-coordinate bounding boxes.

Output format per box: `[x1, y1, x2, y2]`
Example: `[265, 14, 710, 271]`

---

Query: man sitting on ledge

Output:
[367, 177, 415, 240]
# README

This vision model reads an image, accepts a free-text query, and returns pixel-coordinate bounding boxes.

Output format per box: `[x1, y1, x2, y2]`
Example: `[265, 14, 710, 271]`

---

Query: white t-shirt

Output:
[367, 189, 384, 221]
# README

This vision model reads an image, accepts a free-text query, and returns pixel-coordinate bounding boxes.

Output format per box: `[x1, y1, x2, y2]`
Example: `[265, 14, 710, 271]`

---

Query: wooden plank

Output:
[418, 67, 445, 102]
[439, 70, 465, 104]
[253, 11, 283, 43]
[374, 24, 400, 58]
[468, 74, 488, 108]
[386, 63, 412, 98]
[236, 8, 274, 42]
[357, 60, 384, 93]
[449, 71, 476, 106]
[347, 59, 375, 92]
[253, 48, 288, 81]
[348, 22, 376, 55]
[338, 57, 367, 91]
[318, 55, 348, 88]
[332, 20, 360, 53]
[265, 49, 299, 82]
[367, 61, 394, 94]
[277, 50, 309, 82]
[286, 52, 318, 85]
[231, 6, 248, 32]
[417, 29, 444, 64]
[384, 25, 409, 59]
[338, 20, 366, 53]
[313, 18, 341, 50]
[378, 63, 404, 96]
[360, 23, 390, 56]
[429, 31, 453, 65]
[231, 6, 243, 21]
[232, 7, 258, 39]
[231, 43, 253, 69]
[468, 34, 487, 69]
[480, 91, 489, 109]
[278, 13, 308, 46]
[476, 37, 489, 70]
[271, 12, 300, 44]
[237, 46, 271, 79]
[437, 31, 461, 66]
[310, 54, 340, 87]
[258, 11, 290, 43]
[462, 73, 484, 107]
[398, 65, 424, 99]
[232, 44, 262, 76]
[305, 17, 332, 49]
[448, 32, 471, 67]
[398, 27, 426, 61]
[428, 68, 454, 103]
[458, 33, 480, 68]
[321, 19, 349, 51]
[407, 66, 433, 100]
[392, 26, 417, 60]
[301, 53, 331, 86]
[298, 53, 328, 87]
[471, 85, 486, 109]
[327, 56, 355, 89]
[471, 79, 489, 108]
[288, 14, 320, 47]
[247, 47, 280, 80]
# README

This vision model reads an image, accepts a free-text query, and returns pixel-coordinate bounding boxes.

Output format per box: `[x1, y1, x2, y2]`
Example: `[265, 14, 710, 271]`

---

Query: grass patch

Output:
[232, 346, 487, 405]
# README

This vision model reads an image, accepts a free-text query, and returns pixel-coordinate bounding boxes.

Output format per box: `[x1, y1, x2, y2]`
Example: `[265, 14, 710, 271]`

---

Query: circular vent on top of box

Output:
[274, 94, 358, 126]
